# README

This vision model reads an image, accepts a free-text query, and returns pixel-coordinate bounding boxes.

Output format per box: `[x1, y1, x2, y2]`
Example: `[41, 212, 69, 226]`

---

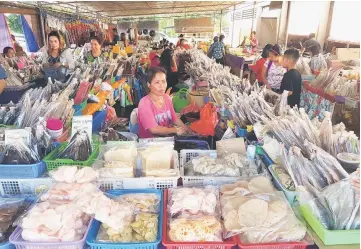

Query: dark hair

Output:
[48, 30, 61, 42]
[252, 31, 256, 35]
[179, 38, 185, 45]
[309, 45, 320, 56]
[147, 67, 167, 84]
[213, 36, 219, 43]
[3, 46, 14, 55]
[179, 34, 184, 38]
[270, 44, 282, 56]
[309, 33, 316, 39]
[90, 36, 102, 45]
[261, 44, 273, 58]
[219, 34, 225, 41]
[193, 34, 196, 36]
[160, 48, 174, 71]
[284, 48, 300, 62]
[112, 28, 118, 33]
[169, 43, 175, 50]
[120, 33, 126, 41]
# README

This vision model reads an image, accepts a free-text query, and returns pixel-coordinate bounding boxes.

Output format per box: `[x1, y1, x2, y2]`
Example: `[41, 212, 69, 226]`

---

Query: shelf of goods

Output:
[86, 189, 163, 249]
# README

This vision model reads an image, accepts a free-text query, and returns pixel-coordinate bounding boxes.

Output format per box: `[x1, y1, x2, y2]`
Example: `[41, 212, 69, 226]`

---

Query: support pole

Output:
[284, 1, 291, 48]
[251, 1, 256, 32]
[231, 5, 236, 47]
[220, 10, 223, 34]
[37, 2, 46, 47]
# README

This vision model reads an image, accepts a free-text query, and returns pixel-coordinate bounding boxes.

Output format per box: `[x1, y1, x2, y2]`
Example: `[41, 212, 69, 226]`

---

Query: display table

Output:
[309, 228, 360, 249]
[224, 53, 256, 78]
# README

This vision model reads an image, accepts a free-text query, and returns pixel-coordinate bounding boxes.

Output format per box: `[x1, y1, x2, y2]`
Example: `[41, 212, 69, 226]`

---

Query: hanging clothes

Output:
[20, 15, 39, 52]
[0, 14, 13, 53]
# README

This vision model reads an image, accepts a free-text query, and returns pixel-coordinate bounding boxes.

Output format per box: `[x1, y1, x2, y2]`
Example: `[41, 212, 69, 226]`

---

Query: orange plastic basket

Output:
[162, 189, 237, 249]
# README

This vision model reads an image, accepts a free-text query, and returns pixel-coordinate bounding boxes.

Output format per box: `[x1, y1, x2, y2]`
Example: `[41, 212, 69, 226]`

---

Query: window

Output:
[288, 1, 324, 35]
[329, 1, 360, 43]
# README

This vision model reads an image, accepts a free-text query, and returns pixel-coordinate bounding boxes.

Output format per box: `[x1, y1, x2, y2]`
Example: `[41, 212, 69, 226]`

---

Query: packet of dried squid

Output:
[168, 213, 223, 242]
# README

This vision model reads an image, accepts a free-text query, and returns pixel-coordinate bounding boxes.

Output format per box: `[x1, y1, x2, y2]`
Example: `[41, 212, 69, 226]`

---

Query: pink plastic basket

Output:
[9, 219, 93, 249]
[162, 190, 237, 249]
[237, 235, 308, 249]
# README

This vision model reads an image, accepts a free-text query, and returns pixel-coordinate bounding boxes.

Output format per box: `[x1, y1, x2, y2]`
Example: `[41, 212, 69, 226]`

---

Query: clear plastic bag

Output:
[112, 193, 160, 213]
[168, 187, 219, 217]
[223, 192, 307, 242]
[57, 130, 92, 161]
[1, 138, 40, 165]
[49, 166, 99, 184]
[0, 197, 26, 242]
[319, 111, 333, 154]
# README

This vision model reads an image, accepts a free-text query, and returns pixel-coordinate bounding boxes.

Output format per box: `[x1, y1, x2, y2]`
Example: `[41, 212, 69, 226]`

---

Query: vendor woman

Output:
[137, 67, 189, 138]
[85, 36, 104, 64]
[42, 31, 75, 82]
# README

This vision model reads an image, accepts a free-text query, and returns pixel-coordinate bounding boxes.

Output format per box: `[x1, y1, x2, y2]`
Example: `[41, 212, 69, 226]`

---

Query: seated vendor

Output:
[85, 36, 104, 64]
[42, 31, 75, 82]
[137, 67, 190, 138]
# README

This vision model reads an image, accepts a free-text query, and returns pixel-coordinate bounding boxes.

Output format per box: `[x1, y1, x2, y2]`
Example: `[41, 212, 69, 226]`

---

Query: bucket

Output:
[187, 89, 209, 109]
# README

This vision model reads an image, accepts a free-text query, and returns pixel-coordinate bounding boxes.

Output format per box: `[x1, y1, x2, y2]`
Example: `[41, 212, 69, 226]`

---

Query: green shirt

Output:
[85, 51, 104, 64]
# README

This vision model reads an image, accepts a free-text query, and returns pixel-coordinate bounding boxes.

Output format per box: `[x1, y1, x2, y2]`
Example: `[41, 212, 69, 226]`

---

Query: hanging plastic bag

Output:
[190, 103, 218, 136]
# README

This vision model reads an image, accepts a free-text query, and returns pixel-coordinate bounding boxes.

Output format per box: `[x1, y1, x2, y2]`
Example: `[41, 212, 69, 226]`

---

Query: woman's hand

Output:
[175, 126, 187, 136]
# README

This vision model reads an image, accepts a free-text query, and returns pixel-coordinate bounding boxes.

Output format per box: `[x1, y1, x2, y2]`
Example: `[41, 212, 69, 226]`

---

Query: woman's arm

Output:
[0, 79, 5, 95]
[148, 126, 177, 136]
[173, 117, 188, 130]
[261, 64, 270, 88]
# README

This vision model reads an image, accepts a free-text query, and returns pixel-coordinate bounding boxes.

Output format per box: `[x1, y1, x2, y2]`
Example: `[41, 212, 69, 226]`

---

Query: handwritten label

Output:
[4, 129, 31, 146]
[71, 115, 93, 142]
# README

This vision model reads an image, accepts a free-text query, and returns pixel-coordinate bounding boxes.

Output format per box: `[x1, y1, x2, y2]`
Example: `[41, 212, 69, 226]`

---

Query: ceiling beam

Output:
[110, 9, 222, 18]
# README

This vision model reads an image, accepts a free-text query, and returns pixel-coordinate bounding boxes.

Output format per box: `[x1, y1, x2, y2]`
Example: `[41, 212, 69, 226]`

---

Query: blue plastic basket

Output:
[260, 150, 274, 167]
[268, 164, 297, 205]
[0, 161, 46, 178]
[0, 241, 15, 249]
[236, 127, 247, 137]
[86, 189, 163, 249]
[93, 110, 107, 133]
[175, 140, 210, 152]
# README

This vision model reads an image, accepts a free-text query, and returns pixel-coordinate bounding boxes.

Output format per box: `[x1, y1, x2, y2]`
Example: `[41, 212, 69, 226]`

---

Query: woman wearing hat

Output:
[261, 44, 286, 93]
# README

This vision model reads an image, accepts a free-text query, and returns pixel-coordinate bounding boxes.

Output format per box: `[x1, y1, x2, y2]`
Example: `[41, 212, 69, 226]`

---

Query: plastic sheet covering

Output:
[319, 111, 333, 154]
[300, 169, 360, 230]
[296, 57, 312, 75]
[1, 137, 40, 164]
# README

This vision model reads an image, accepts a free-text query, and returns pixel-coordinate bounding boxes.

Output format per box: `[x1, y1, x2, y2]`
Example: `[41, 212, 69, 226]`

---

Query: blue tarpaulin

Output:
[21, 15, 39, 52]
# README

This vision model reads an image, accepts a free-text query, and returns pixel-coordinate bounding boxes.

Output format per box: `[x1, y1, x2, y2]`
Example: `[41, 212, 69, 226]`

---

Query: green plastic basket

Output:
[44, 142, 100, 171]
[300, 205, 360, 245]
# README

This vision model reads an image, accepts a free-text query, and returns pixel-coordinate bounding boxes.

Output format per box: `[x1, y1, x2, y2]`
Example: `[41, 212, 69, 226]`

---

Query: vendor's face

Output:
[91, 40, 101, 52]
[148, 72, 167, 96]
[49, 36, 60, 50]
[7, 49, 15, 58]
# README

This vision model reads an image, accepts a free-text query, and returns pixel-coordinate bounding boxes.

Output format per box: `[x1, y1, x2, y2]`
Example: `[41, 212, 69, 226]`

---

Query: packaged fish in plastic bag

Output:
[57, 130, 92, 161]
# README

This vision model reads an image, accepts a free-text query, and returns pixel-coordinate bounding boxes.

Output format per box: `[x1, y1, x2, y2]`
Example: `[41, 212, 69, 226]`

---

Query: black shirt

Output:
[280, 69, 302, 108]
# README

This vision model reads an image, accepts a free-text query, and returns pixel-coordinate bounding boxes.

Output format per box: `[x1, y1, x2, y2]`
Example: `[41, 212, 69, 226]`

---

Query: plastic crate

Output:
[0, 83, 35, 104]
[237, 235, 308, 249]
[86, 189, 163, 249]
[268, 165, 297, 205]
[0, 242, 14, 249]
[162, 189, 237, 249]
[236, 127, 247, 137]
[43, 143, 100, 171]
[93, 110, 107, 133]
[300, 205, 360, 245]
[179, 150, 267, 187]
[174, 139, 210, 153]
[10, 219, 93, 249]
[0, 161, 46, 178]
[98, 151, 179, 191]
[73, 100, 87, 113]
[0, 177, 53, 195]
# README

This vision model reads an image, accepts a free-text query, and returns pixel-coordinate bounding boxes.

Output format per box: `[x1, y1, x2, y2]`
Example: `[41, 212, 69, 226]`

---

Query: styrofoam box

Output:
[0, 177, 53, 195]
[98, 150, 180, 191]
[179, 149, 268, 187]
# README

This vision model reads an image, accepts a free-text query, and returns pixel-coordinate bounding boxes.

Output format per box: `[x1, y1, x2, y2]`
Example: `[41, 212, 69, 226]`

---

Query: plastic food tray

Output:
[86, 189, 163, 249]
[179, 149, 267, 187]
[162, 189, 237, 249]
[300, 205, 360, 245]
[0, 177, 53, 195]
[43, 142, 100, 171]
[268, 164, 297, 205]
[0, 161, 46, 178]
[98, 151, 179, 191]
[237, 235, 308, 249]
[10, 219, 93, 249]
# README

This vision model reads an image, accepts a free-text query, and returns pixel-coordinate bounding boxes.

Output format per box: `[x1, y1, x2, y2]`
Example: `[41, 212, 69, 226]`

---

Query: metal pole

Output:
[231, 5, 235, 47]
[284, 1, 291, 48]
[37, 2, 46, 47]
[251, 1, 256, 32]
[220, 10, 223, 33]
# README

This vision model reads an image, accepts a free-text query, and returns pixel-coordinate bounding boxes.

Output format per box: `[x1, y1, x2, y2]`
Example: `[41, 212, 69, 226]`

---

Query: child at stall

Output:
[249, 44, 272, 86]
[280, 48, 302, 108]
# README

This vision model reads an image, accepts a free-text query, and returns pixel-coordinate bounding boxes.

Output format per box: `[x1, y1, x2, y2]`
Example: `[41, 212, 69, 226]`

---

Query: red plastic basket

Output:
[236, 235, 308, 249]
[162, 189, 237, 249]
